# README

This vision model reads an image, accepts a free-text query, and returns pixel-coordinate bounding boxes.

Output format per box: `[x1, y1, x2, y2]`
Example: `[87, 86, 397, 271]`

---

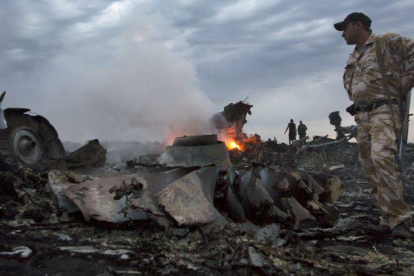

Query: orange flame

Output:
[224, 139, 244, 151]
[217, 127, 244, 151]
[228, 141, 241, 150]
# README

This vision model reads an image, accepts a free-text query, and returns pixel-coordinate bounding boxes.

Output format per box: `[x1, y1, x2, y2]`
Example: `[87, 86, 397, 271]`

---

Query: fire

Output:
[226, 140, 243, 151]
[218, 127, 245, 151]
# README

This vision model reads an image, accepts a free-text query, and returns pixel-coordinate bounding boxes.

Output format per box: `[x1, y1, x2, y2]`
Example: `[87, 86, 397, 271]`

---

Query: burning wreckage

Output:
[2, 95, 414, 275]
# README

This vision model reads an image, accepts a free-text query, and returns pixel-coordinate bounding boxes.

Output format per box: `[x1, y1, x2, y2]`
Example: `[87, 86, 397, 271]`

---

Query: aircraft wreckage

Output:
[0, 91, 107, 172]
[0, 92, 66, 170]
[0, 95, 341, 229]
[4, 98, 414, 274]
[45, 134, 342, 230]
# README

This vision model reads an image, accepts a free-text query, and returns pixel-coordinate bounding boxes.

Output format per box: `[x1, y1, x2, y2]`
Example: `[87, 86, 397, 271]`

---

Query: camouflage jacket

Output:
[343, 33, 414, 106]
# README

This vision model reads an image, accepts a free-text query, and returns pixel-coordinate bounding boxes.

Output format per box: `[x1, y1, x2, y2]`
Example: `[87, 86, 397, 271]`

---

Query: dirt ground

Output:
[1, 141, 414, 275]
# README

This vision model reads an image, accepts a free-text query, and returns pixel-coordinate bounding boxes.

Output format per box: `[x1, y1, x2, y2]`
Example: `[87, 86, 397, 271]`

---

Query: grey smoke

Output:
[1, 0, 215, 143]
[36, 40, 215, 143]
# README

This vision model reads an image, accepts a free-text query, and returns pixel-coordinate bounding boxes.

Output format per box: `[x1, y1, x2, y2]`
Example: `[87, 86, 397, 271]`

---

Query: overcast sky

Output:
[1, 0, 414, 143]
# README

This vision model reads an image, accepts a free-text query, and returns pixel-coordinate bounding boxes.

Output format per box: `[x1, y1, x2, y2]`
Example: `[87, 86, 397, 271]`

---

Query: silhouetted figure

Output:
[284, 119, 297, 145]
[298, 120, 308, 140]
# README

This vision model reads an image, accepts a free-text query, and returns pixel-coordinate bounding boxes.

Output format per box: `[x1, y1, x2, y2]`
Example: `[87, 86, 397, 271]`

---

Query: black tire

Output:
[0, 109, 65, 169]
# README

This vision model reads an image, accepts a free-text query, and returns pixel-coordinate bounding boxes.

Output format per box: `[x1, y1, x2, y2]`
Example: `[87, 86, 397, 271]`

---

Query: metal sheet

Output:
[159, 142, 232, 168]
[64, 175, 147, 223]
[259, 167, 286, 207]
[172, 135, 218, 146]
[155, 166, 227, 226]
[225, 181, 247, 222]
[47, 170, 80, 213]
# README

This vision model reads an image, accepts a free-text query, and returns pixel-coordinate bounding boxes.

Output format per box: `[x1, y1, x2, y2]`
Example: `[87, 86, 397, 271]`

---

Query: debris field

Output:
[2, 135, 414, 275]
[1, 96, 414, 275]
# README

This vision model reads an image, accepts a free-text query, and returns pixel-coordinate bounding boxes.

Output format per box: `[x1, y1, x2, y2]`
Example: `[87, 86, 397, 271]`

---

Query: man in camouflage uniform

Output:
[298, 121, 308, 140]
[334, 12, 414, 238]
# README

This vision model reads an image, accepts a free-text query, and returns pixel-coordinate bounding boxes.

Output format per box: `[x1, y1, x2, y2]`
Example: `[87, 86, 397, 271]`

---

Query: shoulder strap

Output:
[375, 37, 401, 151]
[375, 37, 401, 102]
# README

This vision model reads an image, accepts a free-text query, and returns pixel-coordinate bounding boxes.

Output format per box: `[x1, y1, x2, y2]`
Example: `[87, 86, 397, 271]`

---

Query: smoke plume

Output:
[2, 1, 214, 143]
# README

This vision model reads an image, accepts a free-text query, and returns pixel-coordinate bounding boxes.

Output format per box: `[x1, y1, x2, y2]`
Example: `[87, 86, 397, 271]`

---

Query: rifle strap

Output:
[375, 37, 401, 152]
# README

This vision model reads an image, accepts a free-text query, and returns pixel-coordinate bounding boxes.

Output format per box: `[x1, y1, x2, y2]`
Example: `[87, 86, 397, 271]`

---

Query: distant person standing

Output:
[284, 119, 296, 145]
[298, 120, 308, 140]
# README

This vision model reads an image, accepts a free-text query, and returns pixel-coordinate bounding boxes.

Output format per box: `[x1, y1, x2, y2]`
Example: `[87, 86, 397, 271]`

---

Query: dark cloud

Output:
[1, 0, 414, 143]
[163, 0, 414, 103]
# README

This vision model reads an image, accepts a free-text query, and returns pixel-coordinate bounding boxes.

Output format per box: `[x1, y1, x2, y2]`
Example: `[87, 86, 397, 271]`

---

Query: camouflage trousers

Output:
[355, 104, 412, 229]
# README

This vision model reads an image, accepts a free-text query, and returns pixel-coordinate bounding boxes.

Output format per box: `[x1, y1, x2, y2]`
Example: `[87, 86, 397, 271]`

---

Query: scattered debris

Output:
[255, 224, 281, 245]
[329, 164, 345, 171]
[0, 246, 32, 258]
[248, 246, 272, 268]
[59, 246, 133, 257]
[100, 140, 164, 164]
[50, 139, 107, 169]
[304, 112, 356, 149]
[2, 102, 414, 274]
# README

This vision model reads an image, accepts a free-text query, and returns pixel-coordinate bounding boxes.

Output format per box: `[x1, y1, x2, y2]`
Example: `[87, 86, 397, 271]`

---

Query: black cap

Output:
[334, 12, 372, 31]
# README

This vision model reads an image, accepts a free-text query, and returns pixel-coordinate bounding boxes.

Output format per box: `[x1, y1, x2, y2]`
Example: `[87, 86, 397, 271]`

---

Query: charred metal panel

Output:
[160, 135, 232, 168]
[65, 175, 147, 223]
[155, 166, 227, 227]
